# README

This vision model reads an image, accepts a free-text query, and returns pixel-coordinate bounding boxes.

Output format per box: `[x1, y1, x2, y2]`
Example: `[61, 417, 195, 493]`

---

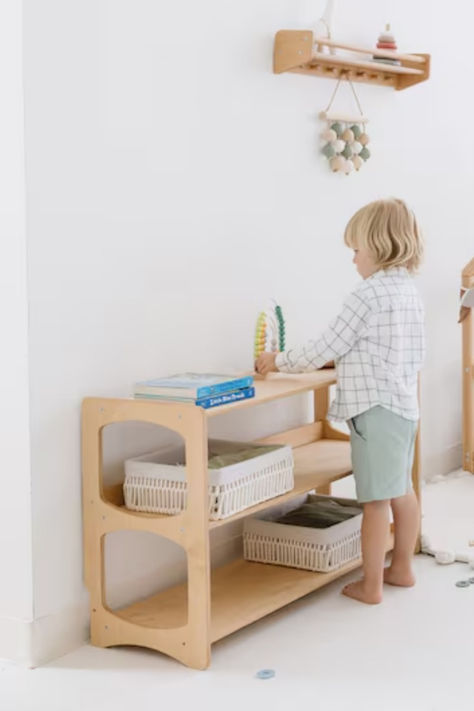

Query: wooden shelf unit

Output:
[82, 371, 420, 669]
[273, 31, 430, 90]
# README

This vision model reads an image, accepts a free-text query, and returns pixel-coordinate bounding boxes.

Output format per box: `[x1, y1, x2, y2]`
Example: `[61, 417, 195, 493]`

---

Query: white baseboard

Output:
[30, 600, 90, 667]
[0, 600, 89, 667]
[0, 616, 33, 666]
[423, 443, 463, 481]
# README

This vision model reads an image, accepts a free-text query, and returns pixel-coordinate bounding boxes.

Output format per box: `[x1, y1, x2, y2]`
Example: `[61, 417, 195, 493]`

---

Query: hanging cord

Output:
[324, 76, 365, 117]
[316, 18, 332, 42]
[348, 78, 364, 117]
[324, 77, 342, 113]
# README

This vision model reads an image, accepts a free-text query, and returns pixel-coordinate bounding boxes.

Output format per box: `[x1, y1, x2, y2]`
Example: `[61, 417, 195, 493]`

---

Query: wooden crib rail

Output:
[462, 258, 474, 473]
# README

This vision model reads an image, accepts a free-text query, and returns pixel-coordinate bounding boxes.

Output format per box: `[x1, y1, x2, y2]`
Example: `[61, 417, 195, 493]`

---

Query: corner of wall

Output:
[0, 600, 89, 668]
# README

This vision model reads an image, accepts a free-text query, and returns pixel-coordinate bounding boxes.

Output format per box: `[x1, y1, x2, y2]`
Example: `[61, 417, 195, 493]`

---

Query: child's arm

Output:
[255, 353, 334, 375]
[256, 291, 372, 376]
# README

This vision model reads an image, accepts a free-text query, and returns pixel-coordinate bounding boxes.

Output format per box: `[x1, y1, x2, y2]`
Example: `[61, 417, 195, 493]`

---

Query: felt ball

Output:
[420, 534, 431, 552]
[352, 155, 363, 171]
[341, 143, 353, 159]
[359, 146, 371, 161]
[322, 128, 337, 142]
[330, 155, 345, 172]
[359, 133, 370, 146]
[330, 122, 343, 137]
[350, 124, 362, 140]
[351, 141, 363, 154]
[344, 159, 354, 174]
[322, 142, 336, 159]
[342, 128, 354, 143]
[332, 139, 345, 153]
[435, 550, 456, 565]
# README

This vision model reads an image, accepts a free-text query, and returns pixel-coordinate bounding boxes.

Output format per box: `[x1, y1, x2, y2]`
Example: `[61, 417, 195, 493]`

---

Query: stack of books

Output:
[133, 372, 255, 409]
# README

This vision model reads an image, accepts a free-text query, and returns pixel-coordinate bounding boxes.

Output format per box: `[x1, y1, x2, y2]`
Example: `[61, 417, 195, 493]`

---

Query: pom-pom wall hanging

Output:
[319, 77, 370, 175]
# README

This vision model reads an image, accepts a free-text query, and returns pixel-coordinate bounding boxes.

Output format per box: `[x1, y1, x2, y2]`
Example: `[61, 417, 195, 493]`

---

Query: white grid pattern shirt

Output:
[275, 267, 425, 422]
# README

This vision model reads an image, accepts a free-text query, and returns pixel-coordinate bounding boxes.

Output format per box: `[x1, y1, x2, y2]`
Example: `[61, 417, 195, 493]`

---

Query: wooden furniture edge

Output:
[462, 260, 474, 473]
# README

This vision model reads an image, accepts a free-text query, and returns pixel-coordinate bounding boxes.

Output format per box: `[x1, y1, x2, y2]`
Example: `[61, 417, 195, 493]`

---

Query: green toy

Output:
[254, 302, 286, 360]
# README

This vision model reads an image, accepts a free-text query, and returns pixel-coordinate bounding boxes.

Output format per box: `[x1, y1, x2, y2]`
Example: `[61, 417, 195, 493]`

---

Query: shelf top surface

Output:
[86, 370, 336, 417]
[310, 52, 424, 75]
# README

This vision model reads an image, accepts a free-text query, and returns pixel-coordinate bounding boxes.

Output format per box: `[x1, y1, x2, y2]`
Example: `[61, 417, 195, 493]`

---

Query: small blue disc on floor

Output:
[455, 580, 470, 587]
[256, 669, 275, 680]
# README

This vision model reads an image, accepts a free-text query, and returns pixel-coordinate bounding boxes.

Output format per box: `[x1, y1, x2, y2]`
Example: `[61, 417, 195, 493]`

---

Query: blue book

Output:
[134, 386, 256, 408]
[196, 387, 255, 409]
[133, 372, 254, 400]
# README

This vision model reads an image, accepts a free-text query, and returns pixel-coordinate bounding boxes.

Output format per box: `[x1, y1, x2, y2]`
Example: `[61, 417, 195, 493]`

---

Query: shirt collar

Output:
[367, 266, 409, 281]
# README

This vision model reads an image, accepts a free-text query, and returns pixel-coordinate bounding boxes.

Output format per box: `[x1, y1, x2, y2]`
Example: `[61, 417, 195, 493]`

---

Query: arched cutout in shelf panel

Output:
[101, 420, 184, 513]
[105, 529, 188, 626]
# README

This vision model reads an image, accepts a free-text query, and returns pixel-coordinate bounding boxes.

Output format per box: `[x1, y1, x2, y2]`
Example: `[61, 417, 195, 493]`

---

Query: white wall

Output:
[0, 0, 34, 663]
[17, 0, 473, 663]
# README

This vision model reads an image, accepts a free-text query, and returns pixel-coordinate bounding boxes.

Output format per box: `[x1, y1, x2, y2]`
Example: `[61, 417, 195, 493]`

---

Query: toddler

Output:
[255, 198, 425, 604]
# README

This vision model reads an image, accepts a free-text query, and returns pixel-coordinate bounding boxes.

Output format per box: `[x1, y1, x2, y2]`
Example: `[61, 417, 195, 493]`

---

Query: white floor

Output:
[2, 472, 474, 711]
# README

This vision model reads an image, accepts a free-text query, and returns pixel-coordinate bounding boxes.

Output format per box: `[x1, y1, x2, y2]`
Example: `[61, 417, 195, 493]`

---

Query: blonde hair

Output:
[344, 198, 423, 273]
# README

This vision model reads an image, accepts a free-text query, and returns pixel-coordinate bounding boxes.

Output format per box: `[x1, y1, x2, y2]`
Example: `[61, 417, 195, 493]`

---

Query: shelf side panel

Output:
[274, 30, 313, 73]
[397, 53, 430, 90]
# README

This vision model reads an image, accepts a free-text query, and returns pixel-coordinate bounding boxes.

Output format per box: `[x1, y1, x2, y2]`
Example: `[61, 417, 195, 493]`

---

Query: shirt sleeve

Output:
[275, 290, 374, 374]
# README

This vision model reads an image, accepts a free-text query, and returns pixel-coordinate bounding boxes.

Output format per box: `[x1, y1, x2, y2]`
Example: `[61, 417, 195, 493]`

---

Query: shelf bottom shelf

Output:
[116, 533, 394, 643]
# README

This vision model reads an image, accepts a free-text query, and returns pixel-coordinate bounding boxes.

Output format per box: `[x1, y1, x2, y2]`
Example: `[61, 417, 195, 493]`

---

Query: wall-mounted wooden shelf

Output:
[274, 31, 430, 90]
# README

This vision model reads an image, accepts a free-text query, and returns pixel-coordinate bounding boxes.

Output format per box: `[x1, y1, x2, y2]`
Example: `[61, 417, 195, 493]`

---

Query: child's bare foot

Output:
[383, 565, 415, 587]
[341, 580, 383, 604]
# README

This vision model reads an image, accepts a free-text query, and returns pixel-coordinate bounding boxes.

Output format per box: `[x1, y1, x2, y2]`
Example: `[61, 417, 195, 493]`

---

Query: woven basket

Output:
[124, 439, 294, 520]
[243, 494, 362, 572]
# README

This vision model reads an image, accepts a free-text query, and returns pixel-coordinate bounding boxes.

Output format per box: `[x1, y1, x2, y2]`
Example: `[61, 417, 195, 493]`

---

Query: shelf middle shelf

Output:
[109, 436, 351, 529]
[209, 436, 351, 528]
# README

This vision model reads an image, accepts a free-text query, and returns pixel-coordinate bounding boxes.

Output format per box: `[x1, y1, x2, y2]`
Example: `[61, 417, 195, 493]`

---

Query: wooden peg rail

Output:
[273, 31, 430, 90]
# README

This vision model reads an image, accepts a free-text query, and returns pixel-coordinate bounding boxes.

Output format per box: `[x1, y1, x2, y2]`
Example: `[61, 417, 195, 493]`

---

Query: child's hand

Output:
[321, 360, 335, 369]
[255, 352, 278, 376]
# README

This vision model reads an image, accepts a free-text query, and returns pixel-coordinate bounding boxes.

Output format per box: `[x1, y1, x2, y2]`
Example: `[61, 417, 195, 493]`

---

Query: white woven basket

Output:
[123, 439, 294, 520]
[243, 494, 362, 572]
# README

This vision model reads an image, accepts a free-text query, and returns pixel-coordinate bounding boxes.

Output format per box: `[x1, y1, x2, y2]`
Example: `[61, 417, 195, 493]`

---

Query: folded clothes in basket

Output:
[207, 444, 282, 469]
[276, 499, 363, 529]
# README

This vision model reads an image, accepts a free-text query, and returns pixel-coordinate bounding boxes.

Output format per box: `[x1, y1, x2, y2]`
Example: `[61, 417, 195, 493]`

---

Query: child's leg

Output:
[342, 499, 390, 604]
[384, 490, 419, 587]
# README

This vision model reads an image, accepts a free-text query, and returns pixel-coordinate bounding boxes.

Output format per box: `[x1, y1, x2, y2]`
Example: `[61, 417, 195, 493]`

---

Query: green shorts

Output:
[348, 406, 418, 504]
